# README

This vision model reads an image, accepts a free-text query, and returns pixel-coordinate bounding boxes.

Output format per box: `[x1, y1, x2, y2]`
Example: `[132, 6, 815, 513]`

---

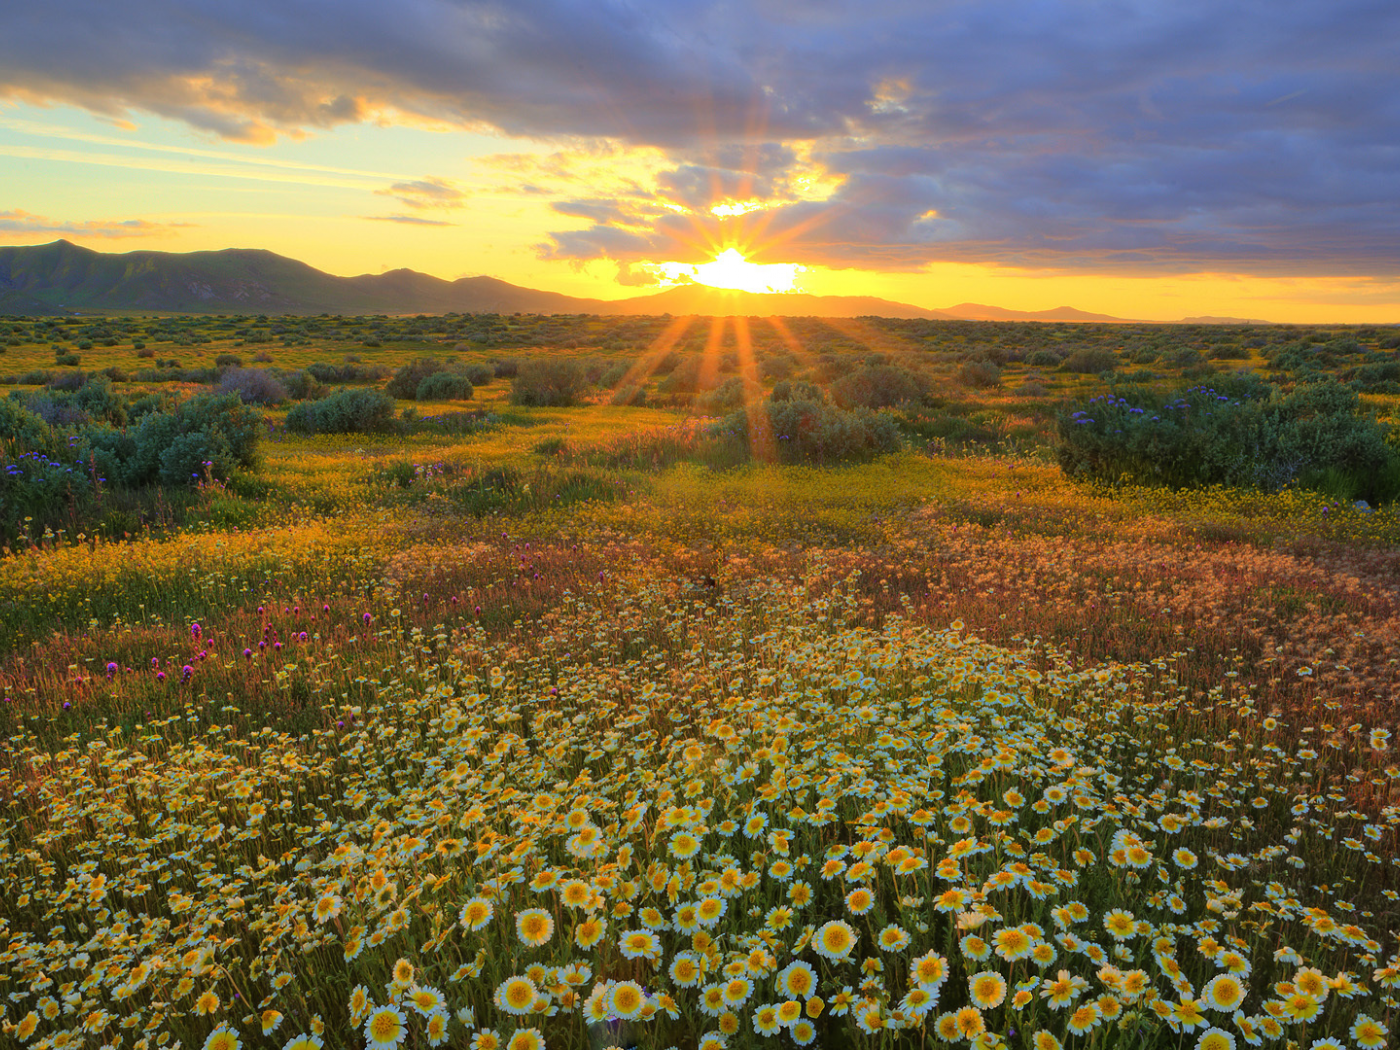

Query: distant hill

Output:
[938, 302, 1132, 323]
[1178, 315, 1275, 325]
[0, 240, 615, 316]
[0, 240, 1267, 323]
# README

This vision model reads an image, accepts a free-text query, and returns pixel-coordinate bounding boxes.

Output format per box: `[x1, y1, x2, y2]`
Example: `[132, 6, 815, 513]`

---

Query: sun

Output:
[656, 249, 803, 294]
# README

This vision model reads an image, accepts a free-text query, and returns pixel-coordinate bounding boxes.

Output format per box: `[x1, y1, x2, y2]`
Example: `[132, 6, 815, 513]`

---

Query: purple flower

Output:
[243, 648, 253, 660]
[105, 661, 118, 679]
[181, 665, 193, 683]
[362, 613, 372, 625]
[62, 701, 71, 710]
[298, 631, 307, 642]
[156, 671, 165, 683]
[190, 622, 202, 640]
[151, 657, 160, 669]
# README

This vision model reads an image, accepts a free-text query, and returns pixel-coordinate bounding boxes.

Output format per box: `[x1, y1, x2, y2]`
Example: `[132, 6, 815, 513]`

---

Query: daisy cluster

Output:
[1, 574, 1396, 1050]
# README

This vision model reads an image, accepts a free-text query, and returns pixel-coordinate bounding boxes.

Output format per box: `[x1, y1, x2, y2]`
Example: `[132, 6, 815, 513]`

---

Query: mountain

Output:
[1178, 315, 1274, 325]
[0, 240, 1251, 323]
[0, 240, 621, 316]
[938, 302, 1131, 323]
[607, 283, 952, 319]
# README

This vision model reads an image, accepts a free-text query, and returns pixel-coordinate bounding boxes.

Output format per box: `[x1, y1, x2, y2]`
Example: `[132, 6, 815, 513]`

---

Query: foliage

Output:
[219, 365, 287, 405]
[1060, 347, 1118, 373]
[717, 398, 904, 464]
[830, 363, 929, 409]
[415, 370, 475, 401]
[284, 387, 398, 434]
[1057, 378, 1399, 500]
[510, 357, 590, 406]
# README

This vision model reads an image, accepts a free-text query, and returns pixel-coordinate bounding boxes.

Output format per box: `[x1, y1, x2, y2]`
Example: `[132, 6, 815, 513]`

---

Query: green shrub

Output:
[1060, 348, 1118, 374]
[416, 371, 474, 401]
[285, 388, 397, 434]
[830, 365, 929, 409]
[1026, 350, 1062, 367]
[1057, 378, 1398, 500]
[219, 367, 287, 405]
[695, 378, 752, 415]
[769, 379, 826, 403]
[715, 399, 903, 464]
[958, 359, 1002, 388]
[387, 357, 446, 400]
[511, 358, 590, 407]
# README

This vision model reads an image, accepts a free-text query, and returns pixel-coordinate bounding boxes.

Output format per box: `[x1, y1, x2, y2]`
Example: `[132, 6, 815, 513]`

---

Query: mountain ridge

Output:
[0, 240, 1266, 323]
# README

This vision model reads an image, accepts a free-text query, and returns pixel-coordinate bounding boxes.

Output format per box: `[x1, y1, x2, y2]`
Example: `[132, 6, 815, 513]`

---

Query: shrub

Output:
[610, 384, 648, 407]
[491, 357, 519, 378]
[958, 359, 1002, 388]
[55, 353, 81, 367]
[1057, 378, 1397, 500]
[416, 371, 474, 401]
[278, 370, 328, 401]
[219, 367, 287, 405]
[387, 358, 446, 400]
[463, 362, 494, 385]
[715, 399, 903, 465]
[214, 354, 243, 368]
[284, 388, 397, 434]
[1060, 348, 1118, 374]
[769, 379, 826, 404]
[830, 365, 929, 409]
[1026, 350, 1062, 367]
[136, 346, 156, 358]
[511, 358, 590, 407]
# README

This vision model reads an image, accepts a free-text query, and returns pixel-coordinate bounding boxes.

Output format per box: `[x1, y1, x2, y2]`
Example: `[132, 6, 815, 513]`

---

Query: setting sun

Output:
[656, 248, 803, 294]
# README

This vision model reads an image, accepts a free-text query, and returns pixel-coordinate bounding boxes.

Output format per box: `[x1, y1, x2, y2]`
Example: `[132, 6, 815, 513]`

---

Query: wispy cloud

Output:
[362, 213, 456, 226]
[376, 176, 467, 210]
[0, 209, 193, 238]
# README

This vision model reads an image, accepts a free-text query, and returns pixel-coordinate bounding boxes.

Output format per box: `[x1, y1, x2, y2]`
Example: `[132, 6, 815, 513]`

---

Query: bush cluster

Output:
[715, 398, 903, 464]
[510, 358, 590, 407]
[284, 388, 397, 434]
[2, 387, 262, 538]
[1057, 377, 1399, 501]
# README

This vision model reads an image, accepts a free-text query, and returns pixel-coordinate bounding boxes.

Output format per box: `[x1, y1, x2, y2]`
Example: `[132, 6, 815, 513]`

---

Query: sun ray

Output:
[731, 315, 776, 464]
[608, 314, 698, 395]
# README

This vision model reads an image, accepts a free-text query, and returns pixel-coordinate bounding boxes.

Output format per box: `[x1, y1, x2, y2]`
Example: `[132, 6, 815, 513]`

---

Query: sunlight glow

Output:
[655, 248, 803, 294]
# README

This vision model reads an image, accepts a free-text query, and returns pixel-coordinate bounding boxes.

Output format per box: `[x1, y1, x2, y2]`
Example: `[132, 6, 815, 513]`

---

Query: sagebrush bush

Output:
[958, 359, 1002, 388]
[284, 388, 396, 434]
[415, 371, 474, 401]
[1060, 347, 1118, 373]
[830, 364, 929, 409]
[510, 358, 590, 406]
[219, 366, 287, 405]
[386, 357, 447, 400]
[715, 398, 903, 464]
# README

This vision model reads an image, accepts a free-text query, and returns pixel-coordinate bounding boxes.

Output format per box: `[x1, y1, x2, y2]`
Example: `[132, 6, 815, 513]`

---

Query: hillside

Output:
[0, 240, 1173, 322]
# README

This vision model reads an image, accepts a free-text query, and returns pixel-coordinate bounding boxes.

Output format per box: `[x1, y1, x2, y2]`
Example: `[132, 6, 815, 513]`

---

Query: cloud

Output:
[2, 1, 1397, 274]
[362, 213, 457, 226]
[0, 209, 193, 238]
[376, 176, 468, 210]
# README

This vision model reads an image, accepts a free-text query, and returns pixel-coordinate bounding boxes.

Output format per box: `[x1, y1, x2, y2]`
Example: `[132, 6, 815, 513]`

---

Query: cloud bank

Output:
[3, 1, 1397, 274]
[0, 210, 191, 238]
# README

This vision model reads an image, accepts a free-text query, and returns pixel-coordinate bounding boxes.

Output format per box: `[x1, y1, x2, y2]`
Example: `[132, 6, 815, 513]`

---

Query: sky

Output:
[1, 1, 1398, 323]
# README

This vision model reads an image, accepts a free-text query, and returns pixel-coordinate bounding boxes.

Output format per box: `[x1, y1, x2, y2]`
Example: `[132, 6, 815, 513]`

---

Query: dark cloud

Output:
[0, 210, 193, 238]
[4, 1, 1398, 273]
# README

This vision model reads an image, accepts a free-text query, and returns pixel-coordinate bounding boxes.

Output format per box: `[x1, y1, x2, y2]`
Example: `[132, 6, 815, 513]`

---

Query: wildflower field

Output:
[1, 315, 1398, 1050]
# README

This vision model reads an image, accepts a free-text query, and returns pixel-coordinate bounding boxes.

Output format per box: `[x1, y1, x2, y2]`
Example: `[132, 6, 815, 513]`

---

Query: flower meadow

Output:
[1, 558, 1397, 1050]
[5, 368, 1400, 1050]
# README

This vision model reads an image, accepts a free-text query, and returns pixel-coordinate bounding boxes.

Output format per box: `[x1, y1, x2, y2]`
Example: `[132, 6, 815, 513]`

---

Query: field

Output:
[1, 313, 1398, 1050]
